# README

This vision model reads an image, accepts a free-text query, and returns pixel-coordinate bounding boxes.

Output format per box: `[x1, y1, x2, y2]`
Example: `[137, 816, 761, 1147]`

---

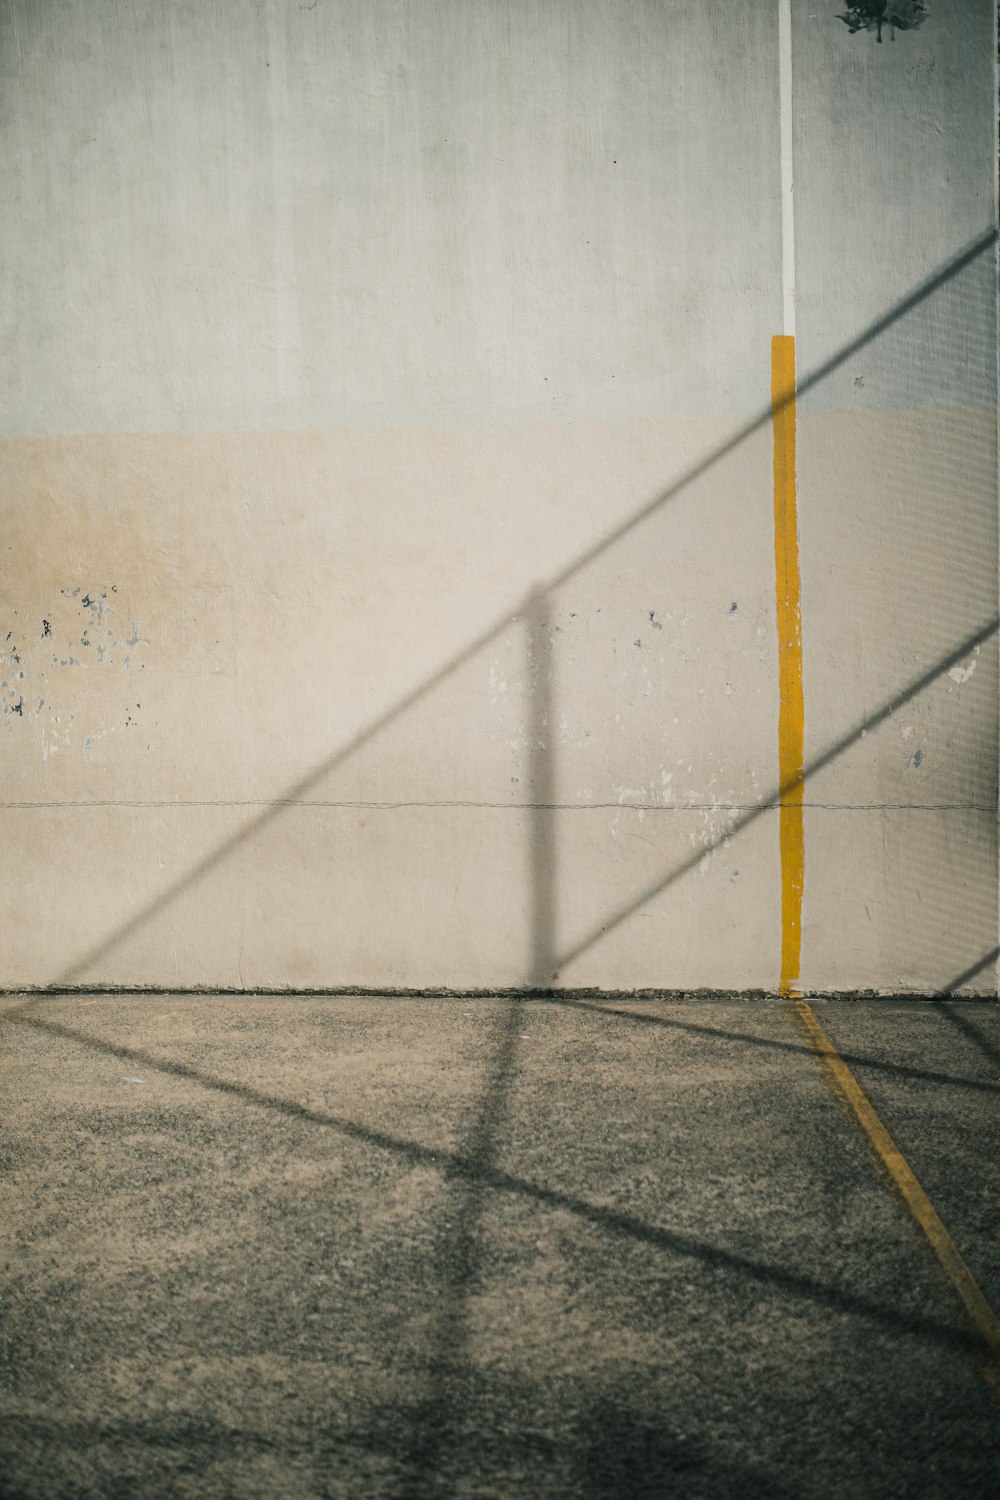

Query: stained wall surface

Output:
[1, 0, 997, 992]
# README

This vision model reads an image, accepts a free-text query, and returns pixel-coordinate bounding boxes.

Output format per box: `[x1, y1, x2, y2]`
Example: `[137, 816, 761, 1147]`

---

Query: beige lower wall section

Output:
[1, 411, 996, 993]
[2, 802, 992, 993]
[2, 803, 779, 991]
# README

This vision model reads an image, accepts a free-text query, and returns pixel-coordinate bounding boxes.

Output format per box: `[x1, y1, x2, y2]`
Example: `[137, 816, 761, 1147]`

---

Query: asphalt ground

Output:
[1, 994, 998, 1499]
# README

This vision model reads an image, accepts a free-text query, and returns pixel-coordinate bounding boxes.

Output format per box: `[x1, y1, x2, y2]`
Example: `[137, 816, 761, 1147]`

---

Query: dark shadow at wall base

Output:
[4, 986, 998, 1001]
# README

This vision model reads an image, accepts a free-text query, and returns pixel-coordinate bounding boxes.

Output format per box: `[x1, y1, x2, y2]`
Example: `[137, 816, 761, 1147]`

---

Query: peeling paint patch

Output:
[2, 584, 146, 758]
[948, 647, 979, 685]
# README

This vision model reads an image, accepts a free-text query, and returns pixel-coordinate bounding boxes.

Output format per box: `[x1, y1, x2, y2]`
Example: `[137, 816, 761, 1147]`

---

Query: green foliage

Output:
[838, 0, 927, 42]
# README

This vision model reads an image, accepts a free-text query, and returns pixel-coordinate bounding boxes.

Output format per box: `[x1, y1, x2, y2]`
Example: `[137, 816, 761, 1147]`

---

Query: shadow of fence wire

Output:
[553, 613, 998, 975]
[5, 986, 999, 1496]
[8, 228, 999, 1492]
[5, 1001, 993, 1357]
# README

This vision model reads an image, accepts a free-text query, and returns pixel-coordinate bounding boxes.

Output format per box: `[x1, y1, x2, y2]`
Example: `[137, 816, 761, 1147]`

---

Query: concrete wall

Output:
[2, 0, 996, 993]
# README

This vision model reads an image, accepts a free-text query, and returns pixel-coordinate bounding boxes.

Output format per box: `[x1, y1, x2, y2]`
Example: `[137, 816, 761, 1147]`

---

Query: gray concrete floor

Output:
[1, 994, 998, 1499]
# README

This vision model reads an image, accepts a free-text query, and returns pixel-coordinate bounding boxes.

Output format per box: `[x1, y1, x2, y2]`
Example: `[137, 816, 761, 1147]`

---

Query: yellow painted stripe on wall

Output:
[772, 335, 804, 998]
[786, 999, 1000, 1396]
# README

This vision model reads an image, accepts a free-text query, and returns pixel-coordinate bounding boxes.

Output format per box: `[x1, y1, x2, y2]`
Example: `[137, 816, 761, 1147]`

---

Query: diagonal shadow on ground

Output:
[932, 955, 1000, 1072]
[1, 1003, 987, 1364]
[537, 995, 1000, 1095]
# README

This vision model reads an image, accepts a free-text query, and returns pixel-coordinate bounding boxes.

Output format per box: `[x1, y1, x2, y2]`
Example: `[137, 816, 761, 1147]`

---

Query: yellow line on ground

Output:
[786, 999, 1000, 1396]
[772, 335, 805, 998]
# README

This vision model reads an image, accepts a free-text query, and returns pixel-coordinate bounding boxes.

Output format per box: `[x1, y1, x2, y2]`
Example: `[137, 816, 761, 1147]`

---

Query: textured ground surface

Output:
[1, 993, 998, 1499]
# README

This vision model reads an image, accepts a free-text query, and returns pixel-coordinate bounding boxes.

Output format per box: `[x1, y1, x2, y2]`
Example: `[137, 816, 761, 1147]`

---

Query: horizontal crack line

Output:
[0, 799, 993, 813]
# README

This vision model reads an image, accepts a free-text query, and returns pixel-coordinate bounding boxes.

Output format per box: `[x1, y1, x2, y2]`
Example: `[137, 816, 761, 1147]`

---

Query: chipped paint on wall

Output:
[1, 584, 154, 763]
[947, 646, 979, 685]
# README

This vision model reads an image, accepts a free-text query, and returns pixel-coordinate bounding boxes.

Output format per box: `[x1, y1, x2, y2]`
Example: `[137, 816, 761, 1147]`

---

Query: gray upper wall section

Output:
[792, 0, 997, 416]
[1, 0, 995, 439]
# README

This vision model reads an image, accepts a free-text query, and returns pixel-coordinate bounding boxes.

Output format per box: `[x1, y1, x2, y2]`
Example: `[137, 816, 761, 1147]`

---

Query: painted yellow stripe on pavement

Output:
[772, 335, 805, 999]
[787, 999, 1000, 1396]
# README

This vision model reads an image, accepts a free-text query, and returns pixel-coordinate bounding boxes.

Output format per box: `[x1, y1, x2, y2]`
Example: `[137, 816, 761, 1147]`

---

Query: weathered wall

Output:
[1, 0, 996, 992]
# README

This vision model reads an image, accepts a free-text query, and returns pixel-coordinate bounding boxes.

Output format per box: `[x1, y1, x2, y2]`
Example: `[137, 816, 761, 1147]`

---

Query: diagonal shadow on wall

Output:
[31, 225, 995, 993]
[552, 614, 998, 976]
